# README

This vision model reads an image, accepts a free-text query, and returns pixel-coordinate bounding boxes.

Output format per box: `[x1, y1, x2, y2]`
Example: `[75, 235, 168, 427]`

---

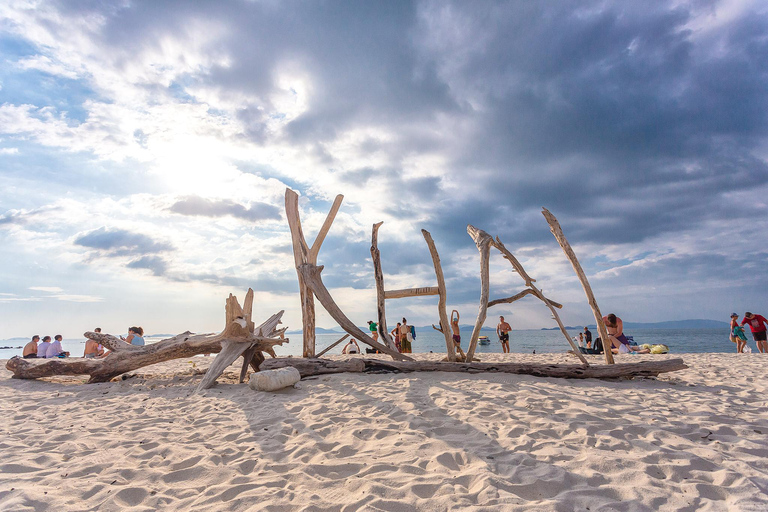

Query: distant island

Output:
[542, 319, 729, 330]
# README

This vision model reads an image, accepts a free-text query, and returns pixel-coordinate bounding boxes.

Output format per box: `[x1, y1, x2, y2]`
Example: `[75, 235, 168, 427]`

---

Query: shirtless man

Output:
[603, 313, 649, 354]
[84, 333, 104, 358]
[450, 310, 467, 360]
[23, 335, 39, 358]
[497, 316, 511, 353]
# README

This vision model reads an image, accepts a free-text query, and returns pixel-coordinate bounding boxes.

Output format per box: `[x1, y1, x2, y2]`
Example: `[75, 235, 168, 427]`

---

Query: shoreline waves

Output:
[1, 353, 766, 510]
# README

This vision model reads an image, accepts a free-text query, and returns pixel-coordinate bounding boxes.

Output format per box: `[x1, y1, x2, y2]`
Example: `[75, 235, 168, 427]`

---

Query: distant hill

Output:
[286, 327, 344, 335]
[580, 319, 729, 330]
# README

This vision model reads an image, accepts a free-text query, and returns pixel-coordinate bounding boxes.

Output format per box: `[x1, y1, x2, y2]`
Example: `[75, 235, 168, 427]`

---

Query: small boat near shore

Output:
[478, 336, 490, 345]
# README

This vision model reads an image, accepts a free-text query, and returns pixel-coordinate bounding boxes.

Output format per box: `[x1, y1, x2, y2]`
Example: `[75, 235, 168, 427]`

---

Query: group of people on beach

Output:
[20, 326, 147, 359]
[730, 312, 768, 353]
[22, 334, 70, 359]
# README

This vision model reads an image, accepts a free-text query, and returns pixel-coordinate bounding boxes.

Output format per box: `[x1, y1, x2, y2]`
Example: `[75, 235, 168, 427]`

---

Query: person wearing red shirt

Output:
[741, 312, 768, 353]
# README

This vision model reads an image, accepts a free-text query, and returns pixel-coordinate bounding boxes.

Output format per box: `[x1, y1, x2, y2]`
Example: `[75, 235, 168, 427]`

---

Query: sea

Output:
[0, 327, 740, 359]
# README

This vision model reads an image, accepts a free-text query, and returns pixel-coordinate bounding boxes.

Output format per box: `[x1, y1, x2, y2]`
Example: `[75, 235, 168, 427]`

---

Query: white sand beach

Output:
[1, 353, 767, 511]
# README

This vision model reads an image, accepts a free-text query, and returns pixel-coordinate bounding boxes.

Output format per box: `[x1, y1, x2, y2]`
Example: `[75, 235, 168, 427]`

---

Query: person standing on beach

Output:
[741, 312, 768, 353]
[391, 323, 402, 352]
[450, 310, 467, 360]
[497, 316, 511, 353]
[367, 321, 378, 341]
[731, 313, 748, 353]
[399, 318, 412, 353]
[22, 335, 39, 358]
[583, 327, 593, 349]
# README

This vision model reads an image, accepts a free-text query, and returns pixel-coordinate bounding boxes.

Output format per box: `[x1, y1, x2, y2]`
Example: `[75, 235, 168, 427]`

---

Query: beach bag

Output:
[406, 330, 414, 343]
[650, 344, 669, 354]
[744, 345, 752, 354]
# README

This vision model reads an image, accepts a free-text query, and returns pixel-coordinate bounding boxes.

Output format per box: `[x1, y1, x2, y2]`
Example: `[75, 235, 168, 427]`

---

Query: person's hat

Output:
[731, 313, 738, 317]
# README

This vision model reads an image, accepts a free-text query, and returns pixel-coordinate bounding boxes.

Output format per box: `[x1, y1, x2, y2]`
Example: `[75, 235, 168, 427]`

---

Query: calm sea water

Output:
[0, 327, 740, 360]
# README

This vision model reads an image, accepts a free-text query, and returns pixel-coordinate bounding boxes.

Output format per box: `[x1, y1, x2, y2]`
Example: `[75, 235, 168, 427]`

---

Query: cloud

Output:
[74, 227, 173, 256]
[126, 255, 169, 276]
[168, 195, 281, 222]
[29, 286, 64, 293]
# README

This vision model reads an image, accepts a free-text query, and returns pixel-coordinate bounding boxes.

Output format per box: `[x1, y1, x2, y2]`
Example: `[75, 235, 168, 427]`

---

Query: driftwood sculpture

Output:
[285, 189, 410, 361]
[370, 223, 457, 361]
[464, 225, 589, 365]
[261, 357, 688, 379]
[6, 289, 287, 384]
[542, 208, 615, 364]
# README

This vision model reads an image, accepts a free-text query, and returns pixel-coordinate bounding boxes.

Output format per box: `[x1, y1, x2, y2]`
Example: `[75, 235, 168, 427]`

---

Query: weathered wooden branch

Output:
[298, 263, 412, 361]
[285, 189, 316, 357]
[261, 357, 365, 377]
[488, 289, 563, 309]
[384, 287, 440, 299]
[465, 225, 493, 362]
[6, 290, 288, 384]
[370, 222, 398, 351]
[422, 229, 456, 362]
[542, 208, 615, 364]
[492, 236, 589, 366]
[261, 357, 688, 379]
[315, 334, 350, 358]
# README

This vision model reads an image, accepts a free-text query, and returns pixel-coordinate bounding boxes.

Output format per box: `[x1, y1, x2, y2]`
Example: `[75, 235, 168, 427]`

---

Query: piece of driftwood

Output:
[422, 229, 456, 362]
[542, 208, 615, 364]
[464, 225, 494, 362]
[488, 289, 562, 309]
[260, 357, 687, 379]
[370, 222, 398, 351]
[261, 357, 365, 377]
[384, 287, 440, 299]
[315, 334, 350, 358]
[285, 189, 343, 357]
[298, 263, 412, 361]
[6, 289, 287, 383]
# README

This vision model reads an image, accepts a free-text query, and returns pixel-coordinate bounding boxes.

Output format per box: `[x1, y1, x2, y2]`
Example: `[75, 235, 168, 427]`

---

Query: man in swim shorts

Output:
[497, 316, 511, 353]
[741, 312, 768, 353]
[603, 313, 649, 354]
[450, 310, 467, 360]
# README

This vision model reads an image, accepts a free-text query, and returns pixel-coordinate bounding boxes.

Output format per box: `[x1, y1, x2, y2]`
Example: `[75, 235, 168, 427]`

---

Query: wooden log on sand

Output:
[6, 289, 287, 384]
[260, 357, 688, 379]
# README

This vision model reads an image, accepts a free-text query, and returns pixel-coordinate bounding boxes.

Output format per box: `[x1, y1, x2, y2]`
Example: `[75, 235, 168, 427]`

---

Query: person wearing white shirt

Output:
[45, 334, 70, 358]
[37, 336, 52, 358]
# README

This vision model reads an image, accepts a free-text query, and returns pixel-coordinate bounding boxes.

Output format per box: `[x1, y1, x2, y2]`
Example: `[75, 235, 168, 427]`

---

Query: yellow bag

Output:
[650, 344, 669, 354]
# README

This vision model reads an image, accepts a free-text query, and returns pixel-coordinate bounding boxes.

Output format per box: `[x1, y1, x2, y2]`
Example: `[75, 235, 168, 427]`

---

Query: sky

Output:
[1, 0, 767, 339]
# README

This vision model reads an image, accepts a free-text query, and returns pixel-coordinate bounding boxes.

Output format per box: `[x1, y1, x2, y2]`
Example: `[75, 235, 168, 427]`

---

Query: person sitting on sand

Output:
[603, 314, 650, 354]
[399, 318, 412, 353]
[37, 336, 52, 358]
[84, 328, 105, 358]
[367, 320, 378, 341]
[741, 312, 768, 353]
[497, 316, 511, 353]
[450, 310, 467, 360]
[23, 335, 39, 358]
[342, 338, 360, 354]
[46, 334, 70, 358]
[122, 327, 145, 346]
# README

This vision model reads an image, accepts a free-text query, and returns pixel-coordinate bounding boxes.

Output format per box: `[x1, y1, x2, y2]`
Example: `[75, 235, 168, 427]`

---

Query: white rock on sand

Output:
[0, 353, 766, 511]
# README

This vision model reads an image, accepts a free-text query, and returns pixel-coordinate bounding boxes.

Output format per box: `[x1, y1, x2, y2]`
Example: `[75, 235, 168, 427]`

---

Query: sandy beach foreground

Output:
[1, 353, 766, 511]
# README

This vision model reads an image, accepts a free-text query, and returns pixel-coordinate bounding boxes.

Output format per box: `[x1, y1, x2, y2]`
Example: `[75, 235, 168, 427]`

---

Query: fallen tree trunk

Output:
[259, 357, 688, 379]
[261, 357, 365, 377]
[6, 289, 287, 384]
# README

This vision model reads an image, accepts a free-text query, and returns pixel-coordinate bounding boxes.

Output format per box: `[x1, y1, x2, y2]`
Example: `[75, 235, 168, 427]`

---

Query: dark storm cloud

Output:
[168, 196, 281, 222]
[74, 227, 173, 256]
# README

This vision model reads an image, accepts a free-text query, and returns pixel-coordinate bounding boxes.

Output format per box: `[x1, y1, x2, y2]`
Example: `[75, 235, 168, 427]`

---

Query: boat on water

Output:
[478, 336, 490, 345]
